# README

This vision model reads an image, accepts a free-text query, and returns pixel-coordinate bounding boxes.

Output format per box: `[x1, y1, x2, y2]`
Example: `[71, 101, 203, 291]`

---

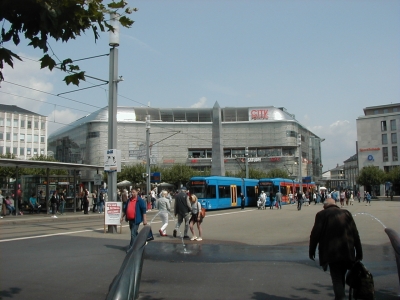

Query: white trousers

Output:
[159, 211, 169, 233]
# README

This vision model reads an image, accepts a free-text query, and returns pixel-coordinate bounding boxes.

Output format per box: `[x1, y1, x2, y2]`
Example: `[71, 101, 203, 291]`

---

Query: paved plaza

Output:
[0, 199, 399, 299]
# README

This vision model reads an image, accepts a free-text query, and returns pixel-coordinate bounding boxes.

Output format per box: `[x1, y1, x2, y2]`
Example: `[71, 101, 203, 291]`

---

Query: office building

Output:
[48, 105, 324, 183]
[0, 104, 47, 158]
[357, 103, 400, 195]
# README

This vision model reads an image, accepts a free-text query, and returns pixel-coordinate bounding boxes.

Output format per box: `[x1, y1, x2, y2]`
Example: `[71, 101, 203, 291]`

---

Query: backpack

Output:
[345, 261, 375, 300]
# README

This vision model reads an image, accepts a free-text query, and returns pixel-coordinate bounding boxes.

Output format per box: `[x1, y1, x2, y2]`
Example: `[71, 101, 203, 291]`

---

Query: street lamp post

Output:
[298, 134, 302, 193]
[245, 147, 249, 178]
[107, 13, 120, 233]
[146, 115, 151, 199]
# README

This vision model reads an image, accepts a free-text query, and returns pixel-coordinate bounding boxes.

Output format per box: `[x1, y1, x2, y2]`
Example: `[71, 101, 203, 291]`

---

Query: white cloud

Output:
[191, 96, 208, 108]
[310, 119, 357, 171]
[48, 108, 83, 135]
[0, 54, 53, 112]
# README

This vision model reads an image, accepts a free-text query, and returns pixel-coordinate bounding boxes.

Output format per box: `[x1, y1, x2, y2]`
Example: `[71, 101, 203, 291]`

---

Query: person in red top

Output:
[120, 188, 148, 253]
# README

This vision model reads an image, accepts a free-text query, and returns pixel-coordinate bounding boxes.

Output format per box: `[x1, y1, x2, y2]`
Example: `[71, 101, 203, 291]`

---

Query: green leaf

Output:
[40, 54, 56, 70]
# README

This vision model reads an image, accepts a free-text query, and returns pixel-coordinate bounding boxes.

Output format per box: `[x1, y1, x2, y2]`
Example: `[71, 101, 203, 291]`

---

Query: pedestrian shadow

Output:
[0, 287, 22, 298]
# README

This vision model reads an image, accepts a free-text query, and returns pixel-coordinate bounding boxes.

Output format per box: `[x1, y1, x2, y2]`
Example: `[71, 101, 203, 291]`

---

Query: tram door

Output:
[230, 185, 238, 206]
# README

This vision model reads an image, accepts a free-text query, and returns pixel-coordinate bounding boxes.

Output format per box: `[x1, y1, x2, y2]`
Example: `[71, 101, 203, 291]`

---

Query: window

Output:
[0, 146, 3, 153]
[87, 131, 100, 139]
[34, 135, 39, 142]
[33, 148, 38, 155]
[391, 119, 397, 131]
[41, 135, 45, 143]
[394, 108, 399, 112]
[20, 148, 24, 155]
[381, 121, 387, 131]
[6, 133, 11, 141]
[206, 185, 216, 199]
[391, 133, 397, 144]
[34, 121, 39, 129]
[374, 110, 380, 114]
[392, 146, 398, 162]
[0, 118, 3, 126]
[20, 120, 25, 128]
[13, 119, 18, 127]
[383, 147, 388, 162]
[13, 133, 17, 141]
[0, 133, 3, 139]
[27, 121, 32, 129]
[27, 148, 31, 155]
[27, 134, 32, 142]
[13, 147, 17, 154]
[20, 134, 25, 141]
[382, 134, 388, 145]
[41, 122, 45, 130]
[218, 185, 231, 198]
[40, 149, 45, 155]
[6, 147, 10, 153]
[6, 118, 11, 126]
[384, 109, 389, 113]
[286, 130, 297, 138]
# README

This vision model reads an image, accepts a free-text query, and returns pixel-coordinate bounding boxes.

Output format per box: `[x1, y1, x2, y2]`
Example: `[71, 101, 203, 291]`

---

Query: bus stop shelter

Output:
[0, 158, 103, 213]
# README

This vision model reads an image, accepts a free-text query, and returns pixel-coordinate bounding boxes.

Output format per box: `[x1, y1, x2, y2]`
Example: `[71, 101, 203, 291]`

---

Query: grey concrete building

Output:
[48, 105, 324, 184]
[0, 104, 47, 158]
[357, 103, 400, 196]
[343, 154, 358, 192]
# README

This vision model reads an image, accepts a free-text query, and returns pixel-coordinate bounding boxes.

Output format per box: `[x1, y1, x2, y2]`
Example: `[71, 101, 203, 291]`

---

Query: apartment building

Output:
[0, 104, 47, 158]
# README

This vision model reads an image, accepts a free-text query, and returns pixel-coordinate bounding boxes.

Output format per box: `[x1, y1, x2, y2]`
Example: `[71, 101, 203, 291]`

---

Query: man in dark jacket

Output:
[173, 187, 191, 239]
[309, 198, 363, 300]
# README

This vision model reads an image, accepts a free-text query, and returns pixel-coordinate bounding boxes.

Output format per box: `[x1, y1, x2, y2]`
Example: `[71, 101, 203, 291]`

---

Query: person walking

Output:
[309, 198, 363, 300]
[268, 191, 274, 210]
[59, 190, 66, 215]
[366, 192, 371, 206]
[349, 191, 354, 205]
[98, 191, 105, 213]
[297, 191, 303, 210]
[156, 190, 171, 236]
[173, 187, 192, 239]
[339, 190, 345, 208]
[120, 188, 148, 253]
[275, 190, 282, 209]
[189, 194, 203, 241]
[240, 193, 245, 209]
[50, 191, 58, 218]
[83, 190, 89, 214]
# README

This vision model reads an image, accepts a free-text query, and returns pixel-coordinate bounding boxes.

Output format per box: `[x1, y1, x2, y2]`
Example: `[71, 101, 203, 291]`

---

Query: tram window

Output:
[218, 185, 231, 198]
[206, 185, 216, 199]
[246, 186, 256, 198]
[236, 186, 242, 195]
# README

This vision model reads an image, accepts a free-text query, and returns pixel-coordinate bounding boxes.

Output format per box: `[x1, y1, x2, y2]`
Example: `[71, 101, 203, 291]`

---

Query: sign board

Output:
[105, 201, 122, 225]
[94, 174, 102, 185]
[104, 149, 121, 172]
[150, 172, 161, 183]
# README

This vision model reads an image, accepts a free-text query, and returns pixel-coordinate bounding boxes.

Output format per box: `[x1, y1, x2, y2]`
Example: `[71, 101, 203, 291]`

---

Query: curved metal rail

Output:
[106, 225, 152, 300]
[384, 228, 400, 289]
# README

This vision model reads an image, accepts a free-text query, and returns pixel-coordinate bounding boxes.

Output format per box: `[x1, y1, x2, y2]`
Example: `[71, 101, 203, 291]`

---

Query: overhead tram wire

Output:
[3, 81, 102, 109]
[0, 90, 93, 114]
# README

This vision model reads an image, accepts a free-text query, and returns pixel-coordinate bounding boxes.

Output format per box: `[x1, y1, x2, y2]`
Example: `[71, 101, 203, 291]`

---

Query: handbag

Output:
[200, 207, 206, 219]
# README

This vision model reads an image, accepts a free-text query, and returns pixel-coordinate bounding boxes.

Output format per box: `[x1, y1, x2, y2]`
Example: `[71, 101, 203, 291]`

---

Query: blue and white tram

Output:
[188, 176, 259, 210]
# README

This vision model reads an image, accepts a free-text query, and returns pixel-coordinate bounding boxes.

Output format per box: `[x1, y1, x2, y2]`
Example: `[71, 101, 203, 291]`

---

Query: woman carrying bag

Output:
[189, 194, 203, 241]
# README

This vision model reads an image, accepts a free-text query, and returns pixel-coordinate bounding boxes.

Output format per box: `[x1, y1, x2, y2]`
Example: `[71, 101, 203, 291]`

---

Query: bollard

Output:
[106, 225, 152, 300]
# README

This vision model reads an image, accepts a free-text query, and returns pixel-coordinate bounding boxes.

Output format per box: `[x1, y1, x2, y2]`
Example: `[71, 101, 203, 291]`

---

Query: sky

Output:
[1, 0, 399, 172]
